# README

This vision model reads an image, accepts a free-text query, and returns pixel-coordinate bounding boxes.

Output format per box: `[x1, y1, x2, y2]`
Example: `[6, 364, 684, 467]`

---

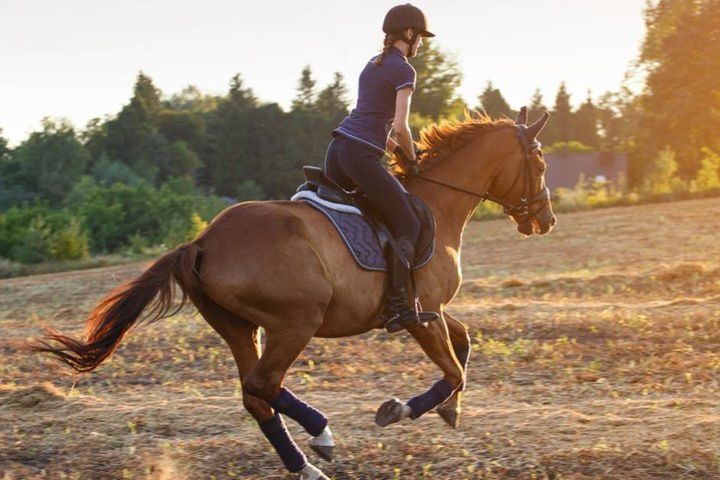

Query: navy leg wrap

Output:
[407, 379, 457, 419]
[269, 387, 329, 437]
[258, 414, 307, 473]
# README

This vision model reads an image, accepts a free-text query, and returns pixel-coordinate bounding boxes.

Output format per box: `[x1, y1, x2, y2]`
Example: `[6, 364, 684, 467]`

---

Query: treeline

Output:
[2, 40, 606, 265]
[1, 0, 719, 266]
[0, 41, 632, 210]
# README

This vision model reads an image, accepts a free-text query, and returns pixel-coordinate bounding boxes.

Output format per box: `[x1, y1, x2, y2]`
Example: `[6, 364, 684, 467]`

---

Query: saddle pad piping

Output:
[291, 190, 363, 215]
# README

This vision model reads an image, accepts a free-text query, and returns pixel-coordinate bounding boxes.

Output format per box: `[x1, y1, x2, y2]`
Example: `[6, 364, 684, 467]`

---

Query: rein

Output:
[413, 125, 550, 218]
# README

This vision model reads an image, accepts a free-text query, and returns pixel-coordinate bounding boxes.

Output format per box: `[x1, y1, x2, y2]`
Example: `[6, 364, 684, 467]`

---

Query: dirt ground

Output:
[2, 197, 720, 480]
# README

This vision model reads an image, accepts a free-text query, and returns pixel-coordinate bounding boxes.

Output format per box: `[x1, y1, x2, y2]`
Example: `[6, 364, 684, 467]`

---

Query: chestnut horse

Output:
[34, 109, 555, 480]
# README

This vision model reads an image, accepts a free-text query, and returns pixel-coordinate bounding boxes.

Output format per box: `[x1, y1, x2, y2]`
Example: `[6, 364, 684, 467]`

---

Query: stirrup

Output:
[384, 308, 439, 334]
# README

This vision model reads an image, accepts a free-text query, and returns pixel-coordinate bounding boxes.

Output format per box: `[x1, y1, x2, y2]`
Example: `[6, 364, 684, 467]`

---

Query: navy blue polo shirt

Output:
[334, 45, 416, 153]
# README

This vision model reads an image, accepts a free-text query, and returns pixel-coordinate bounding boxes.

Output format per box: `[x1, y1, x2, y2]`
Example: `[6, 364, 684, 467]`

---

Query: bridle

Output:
[414, 125, 550, 221]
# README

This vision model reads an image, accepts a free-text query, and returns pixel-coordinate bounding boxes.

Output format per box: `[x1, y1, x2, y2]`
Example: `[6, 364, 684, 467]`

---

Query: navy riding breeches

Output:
[323, 133, 421, 244]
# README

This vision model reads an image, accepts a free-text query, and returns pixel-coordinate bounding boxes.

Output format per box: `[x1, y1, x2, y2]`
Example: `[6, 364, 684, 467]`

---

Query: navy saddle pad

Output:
[290, 190, 434, 272]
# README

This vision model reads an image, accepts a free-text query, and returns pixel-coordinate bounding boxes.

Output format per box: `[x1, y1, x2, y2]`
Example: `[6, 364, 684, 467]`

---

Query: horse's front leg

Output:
[375, 309, 465, 427]
[436, 311, 471, 428]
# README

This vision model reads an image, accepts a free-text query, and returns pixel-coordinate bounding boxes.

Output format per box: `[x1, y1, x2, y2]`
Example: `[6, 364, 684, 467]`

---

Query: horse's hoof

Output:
[298, 462, 330, 480]
[375, 398, 405, 427]
[436, 405, 460, 428]
[310, 443, 334, 462]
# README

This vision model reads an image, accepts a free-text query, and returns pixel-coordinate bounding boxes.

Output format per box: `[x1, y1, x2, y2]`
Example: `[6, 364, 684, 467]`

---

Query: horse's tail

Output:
[31, 242, 203, 373]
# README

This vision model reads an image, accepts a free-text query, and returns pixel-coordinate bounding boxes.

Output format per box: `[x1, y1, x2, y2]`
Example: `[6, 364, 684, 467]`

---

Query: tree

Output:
[315, 72, 350, 121]
[291, 66, 317, 112]
[645, 146, 679, 194]
[573, 91, 600, 149]
[169, 85, 219, 113]
[203, 74, 263, 194]
[156, 109, 206, 152]
[93, 72, 204, 183]
[527, 89, 549, 123]
[478, 82, 514, 119]
[636, 0, 720, 178]
[693, 147, 720, 191]
[544, 82, 573, 144]
[98, 73, 164, 180]
[0, 129, 8, 159]
[409, 40, 466, 119]
[90, 154, 141, 186]
[228, 74, 258, 109]
[9, 118, 90, 204]
[133, 71, 162, 115]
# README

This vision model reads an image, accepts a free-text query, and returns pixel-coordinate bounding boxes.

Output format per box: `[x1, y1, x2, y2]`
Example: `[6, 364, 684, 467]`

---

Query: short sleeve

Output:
[394, 63, 416, 91]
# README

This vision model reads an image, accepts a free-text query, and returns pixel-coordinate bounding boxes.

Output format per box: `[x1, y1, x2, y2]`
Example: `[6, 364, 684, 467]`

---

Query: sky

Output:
[0, 0, 647, 146]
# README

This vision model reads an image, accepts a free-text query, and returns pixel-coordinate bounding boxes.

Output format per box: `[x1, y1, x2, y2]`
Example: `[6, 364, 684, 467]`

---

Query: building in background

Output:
[544, 152, 628, 190]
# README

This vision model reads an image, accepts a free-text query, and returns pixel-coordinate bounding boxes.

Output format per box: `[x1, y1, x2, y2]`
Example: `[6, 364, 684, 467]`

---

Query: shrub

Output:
[163, 212, 208, 248]
[49, 217, 89, 260]
[236, 180, 265, 201]
[91, 155, 141, 186]
[472, 199, 504, 220]
[543, 141, 593, 153]
[12, 216, 53, 264]
[643, 146, 679, 194]
[692, 147, 720, 192]
[0, 205, 81, 263]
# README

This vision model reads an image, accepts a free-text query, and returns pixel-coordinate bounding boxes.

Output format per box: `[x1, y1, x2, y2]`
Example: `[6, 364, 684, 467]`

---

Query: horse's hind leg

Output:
[375, 311, 465, 427]
[198, 301, 330, 478]
[197, 300, 271, 420]
[436, 312, 471, 428]
[242, 312, 333, 476]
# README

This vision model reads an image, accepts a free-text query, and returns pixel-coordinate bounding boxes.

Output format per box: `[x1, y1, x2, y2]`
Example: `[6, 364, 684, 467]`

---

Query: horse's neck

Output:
[406, 147, 497, 253]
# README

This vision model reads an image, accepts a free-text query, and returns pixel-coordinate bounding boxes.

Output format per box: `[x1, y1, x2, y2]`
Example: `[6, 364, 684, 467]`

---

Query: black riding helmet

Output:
[383, 3, 435, 48]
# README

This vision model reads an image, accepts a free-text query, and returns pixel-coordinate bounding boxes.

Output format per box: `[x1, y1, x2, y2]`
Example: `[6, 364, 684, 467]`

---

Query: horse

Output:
[32, 108, 555, 480]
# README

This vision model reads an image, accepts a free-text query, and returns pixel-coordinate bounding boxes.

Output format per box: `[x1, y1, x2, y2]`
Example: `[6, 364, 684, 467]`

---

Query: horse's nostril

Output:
[551, 216, 557, 226]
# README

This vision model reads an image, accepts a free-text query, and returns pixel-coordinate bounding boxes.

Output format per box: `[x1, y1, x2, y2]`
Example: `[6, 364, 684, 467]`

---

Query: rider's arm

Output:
[386, 131, 399, 152]
[393, 87, 416, 167]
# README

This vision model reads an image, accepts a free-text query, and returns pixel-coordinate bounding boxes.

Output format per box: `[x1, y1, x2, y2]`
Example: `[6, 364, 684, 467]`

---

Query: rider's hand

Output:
[394, 146, 419, 175]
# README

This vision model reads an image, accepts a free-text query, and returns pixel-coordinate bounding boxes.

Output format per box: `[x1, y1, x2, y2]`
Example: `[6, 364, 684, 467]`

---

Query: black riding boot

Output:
[383, 238, 440, 333]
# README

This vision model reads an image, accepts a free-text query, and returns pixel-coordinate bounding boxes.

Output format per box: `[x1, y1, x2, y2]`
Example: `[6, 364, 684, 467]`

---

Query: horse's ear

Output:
[527, 112, 551, 139]
[515, 106, 528, 125]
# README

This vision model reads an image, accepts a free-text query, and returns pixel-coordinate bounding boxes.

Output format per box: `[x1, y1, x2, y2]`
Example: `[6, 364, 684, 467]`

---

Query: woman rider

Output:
[324, 4, 439, 333]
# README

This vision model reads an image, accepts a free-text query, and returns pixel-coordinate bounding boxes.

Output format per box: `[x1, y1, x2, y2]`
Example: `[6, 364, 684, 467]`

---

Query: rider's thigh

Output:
[339, 141, 421, 242]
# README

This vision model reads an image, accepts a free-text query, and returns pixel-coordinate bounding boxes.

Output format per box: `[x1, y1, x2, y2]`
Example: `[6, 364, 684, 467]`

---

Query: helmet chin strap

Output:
[399, 30, 419, 58]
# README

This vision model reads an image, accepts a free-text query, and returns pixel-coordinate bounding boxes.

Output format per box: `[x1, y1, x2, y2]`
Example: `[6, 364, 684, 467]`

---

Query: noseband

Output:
[415, 125, 550, 220]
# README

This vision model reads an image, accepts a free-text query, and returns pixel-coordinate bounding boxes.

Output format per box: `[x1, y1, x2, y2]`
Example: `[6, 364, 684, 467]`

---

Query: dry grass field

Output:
[2, 197, 720, 480]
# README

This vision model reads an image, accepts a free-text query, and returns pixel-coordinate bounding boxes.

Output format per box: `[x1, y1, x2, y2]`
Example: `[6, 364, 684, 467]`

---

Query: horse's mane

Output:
[391, 110, 516, 175]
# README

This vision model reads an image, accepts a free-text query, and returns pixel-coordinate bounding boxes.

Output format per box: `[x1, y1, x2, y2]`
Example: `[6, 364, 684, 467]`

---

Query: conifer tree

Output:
[315, 72, 349, 120]
[409, 40, 465, 119]
[527, 88, 548, 124]
[574, 91, 600, 149]
[291, 65, 317, 112]
[228, 74, 258, 109]
[478, 82, 514, 119]
[546, 82, 573, 144]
